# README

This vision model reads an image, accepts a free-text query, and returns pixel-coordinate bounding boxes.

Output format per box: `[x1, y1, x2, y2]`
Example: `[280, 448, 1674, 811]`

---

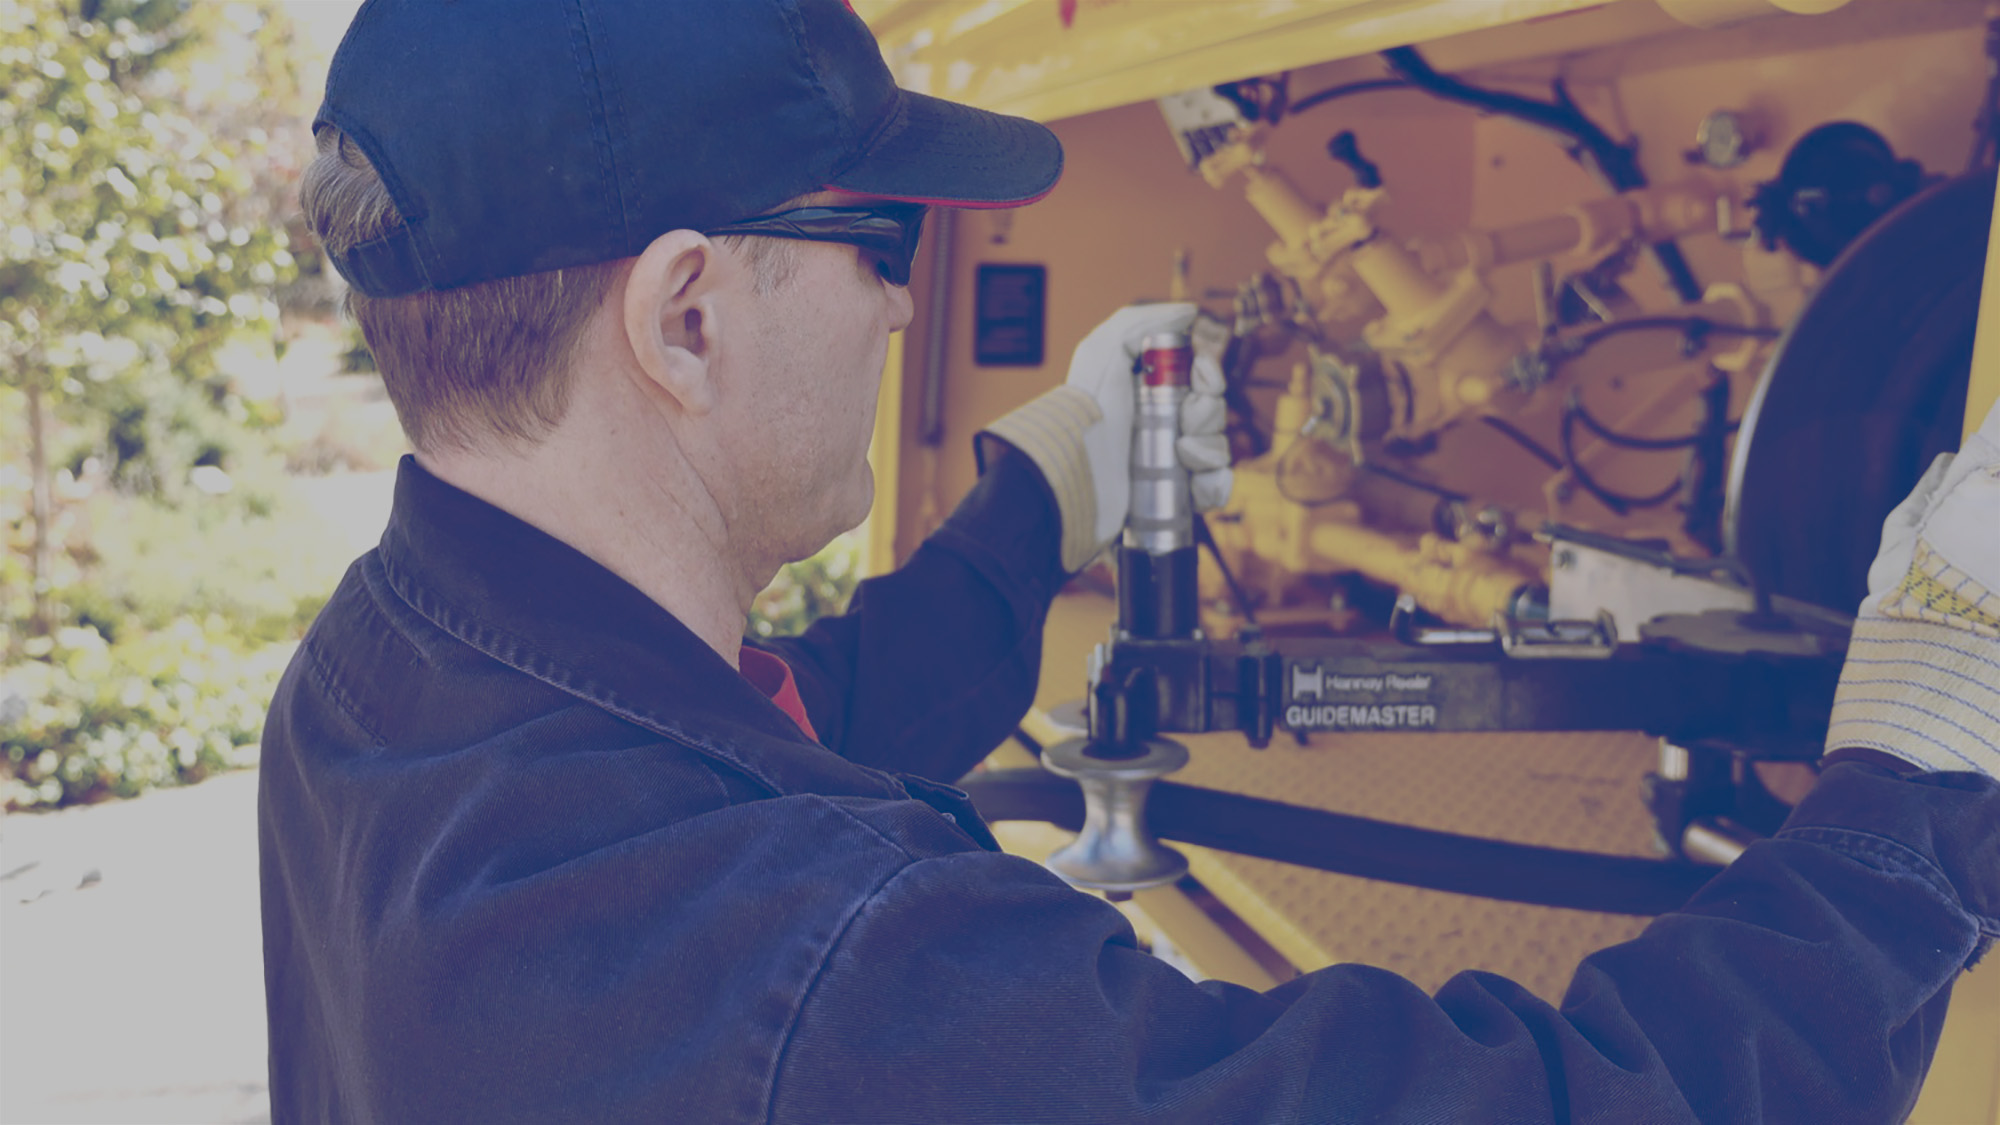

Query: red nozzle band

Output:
[1139, 333, 1192, 387]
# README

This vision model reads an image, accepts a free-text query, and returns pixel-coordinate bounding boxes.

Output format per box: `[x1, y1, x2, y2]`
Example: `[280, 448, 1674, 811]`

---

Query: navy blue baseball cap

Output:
[316, 0, 1064, 297]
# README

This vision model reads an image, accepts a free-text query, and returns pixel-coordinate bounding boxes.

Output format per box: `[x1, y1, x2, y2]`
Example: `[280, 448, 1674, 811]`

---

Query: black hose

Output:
[1009, 727, 1044, 759]
[1194, 513, 1260, 628]
[1380, 46, 1705, 304]
[1646, 241, 1704, 307]
[1221, 336, 1273, 456]
[1360, 461, 1469, 502]
[1572, 316, 1778, 350]
[1380, 47, 1640, 187]
[1290, 77, 1411, 115]
[1481, 417, 1564, 470]
[958, 769, 1717, 916]
[1558, 403, 1683, 516]
[1569, 397, 1702, 452]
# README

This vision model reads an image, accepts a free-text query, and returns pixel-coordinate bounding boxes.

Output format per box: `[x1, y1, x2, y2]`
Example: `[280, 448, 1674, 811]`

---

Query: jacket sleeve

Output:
[756, 445, 1072, 783]
[769, 761, 2000, 1124]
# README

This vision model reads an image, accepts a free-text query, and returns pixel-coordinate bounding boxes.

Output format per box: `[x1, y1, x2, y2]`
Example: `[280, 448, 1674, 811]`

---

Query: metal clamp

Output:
[1390, 592, 1498, 647]
[1497, 610, 1618, 659]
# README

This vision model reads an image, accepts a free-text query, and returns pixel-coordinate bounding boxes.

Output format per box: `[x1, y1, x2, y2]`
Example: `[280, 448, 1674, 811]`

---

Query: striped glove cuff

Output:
[982, 386, 1104, 574]
[1828, 540, 2000, 775]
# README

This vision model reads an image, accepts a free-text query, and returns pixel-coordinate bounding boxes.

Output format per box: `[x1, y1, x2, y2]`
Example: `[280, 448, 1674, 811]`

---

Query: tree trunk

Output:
[27, 380, 53, 636]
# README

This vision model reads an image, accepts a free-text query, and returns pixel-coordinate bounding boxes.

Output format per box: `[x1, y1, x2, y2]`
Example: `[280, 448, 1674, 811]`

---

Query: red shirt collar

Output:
[737, 646, 819, 742]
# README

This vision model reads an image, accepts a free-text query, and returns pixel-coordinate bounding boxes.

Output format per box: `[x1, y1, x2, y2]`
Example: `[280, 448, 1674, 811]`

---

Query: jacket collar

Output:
[374, 456, 903, 801]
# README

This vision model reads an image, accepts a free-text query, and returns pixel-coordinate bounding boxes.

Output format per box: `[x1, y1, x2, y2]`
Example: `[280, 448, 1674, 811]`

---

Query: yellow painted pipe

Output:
[1968, 180, 2000, 444]
[1302, 520, 1542, 627]
[1654, 0, 1852, 29]
[864, 331, 905, 576]
[1413, 184, 1719, 274]
[1238, 164, 1327, 253]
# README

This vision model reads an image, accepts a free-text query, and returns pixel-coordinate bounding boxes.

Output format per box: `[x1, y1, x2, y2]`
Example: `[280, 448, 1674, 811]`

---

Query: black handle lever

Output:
[1327, 130, 1382, 189]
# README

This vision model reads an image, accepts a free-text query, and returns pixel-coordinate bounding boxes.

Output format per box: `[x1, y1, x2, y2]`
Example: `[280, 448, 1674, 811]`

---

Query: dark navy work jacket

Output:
[261, 452, 2000, 1124]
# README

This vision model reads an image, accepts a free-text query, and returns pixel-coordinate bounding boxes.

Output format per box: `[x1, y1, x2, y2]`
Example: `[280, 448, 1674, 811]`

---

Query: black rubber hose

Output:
[1291, 76, 1411, 115]
[1194, 514, 1259, 628]
[1380, 46, 1704, 304]
[1481, 416, 1564, 470]
[1570, 396, 1702, 451]
[1380, 47, 1640, 187]
[1359, 460, 1469, 502]
[1558, 401, 1683, 515]
[958, 769, 1718, 916]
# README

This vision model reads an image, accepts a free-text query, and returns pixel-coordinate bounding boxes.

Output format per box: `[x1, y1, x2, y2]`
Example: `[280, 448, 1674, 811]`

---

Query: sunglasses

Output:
[705, 202, 929, 286]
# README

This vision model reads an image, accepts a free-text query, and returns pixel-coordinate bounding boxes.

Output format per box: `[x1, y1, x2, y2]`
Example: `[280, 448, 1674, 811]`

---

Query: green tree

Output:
[0, 0, 305, 634]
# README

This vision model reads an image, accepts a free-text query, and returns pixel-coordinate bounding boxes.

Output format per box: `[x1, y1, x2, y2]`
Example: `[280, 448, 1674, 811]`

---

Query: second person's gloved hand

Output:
[1826, 392, 2000, 777]
[985, 302, 1233, 572]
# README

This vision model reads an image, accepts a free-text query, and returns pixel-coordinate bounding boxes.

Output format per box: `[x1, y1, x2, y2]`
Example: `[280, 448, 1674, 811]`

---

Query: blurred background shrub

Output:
[748, 534, 863, 639]
[1, 619, 286, 809]
[1, 0, 864, 812]
[1, 0, 330, 811]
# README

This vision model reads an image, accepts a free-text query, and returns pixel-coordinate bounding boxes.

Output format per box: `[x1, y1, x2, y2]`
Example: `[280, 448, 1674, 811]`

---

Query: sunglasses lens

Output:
[707, 204, 926, 286]
[895, 210, 926, 285]
[877, 242, 915, 286]
[865, 207, 923, 286]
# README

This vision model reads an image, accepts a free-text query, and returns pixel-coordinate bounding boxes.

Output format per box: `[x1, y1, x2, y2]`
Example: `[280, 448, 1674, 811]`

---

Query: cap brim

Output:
[826, 90, 1063, 209]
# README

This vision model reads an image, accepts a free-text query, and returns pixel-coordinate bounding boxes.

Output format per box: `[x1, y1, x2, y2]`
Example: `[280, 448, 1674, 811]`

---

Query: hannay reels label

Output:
[1285, 664, 1439, 730]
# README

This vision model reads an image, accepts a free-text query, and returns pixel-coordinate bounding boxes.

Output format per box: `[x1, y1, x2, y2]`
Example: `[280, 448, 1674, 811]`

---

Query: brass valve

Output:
[1202, 131, 1526, 441]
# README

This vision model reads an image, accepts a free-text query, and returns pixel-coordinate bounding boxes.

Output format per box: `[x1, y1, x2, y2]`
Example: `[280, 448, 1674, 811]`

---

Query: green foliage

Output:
[0, 0, 323, 808]
[0, 387, 33, 627]
[1, 501, 863, 810]
[1, 620, 288, 810]
[275, 372, 407, 476]
[0, 434, 366, 809]
[0, 0, 307, 490]
[65, 466, 351, 642]
[748, 533, 864, 639]
[0, 0, 872, 812]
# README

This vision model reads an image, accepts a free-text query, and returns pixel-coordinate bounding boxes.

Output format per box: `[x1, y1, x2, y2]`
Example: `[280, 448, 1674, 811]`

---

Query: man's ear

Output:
[624, 229, 723, 416]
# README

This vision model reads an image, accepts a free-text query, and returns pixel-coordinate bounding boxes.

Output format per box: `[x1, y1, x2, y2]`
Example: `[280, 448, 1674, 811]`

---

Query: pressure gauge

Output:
[1691, 110, 1753, 169]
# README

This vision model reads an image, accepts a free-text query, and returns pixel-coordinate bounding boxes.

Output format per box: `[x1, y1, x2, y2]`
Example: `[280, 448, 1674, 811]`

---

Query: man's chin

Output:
[830, 471, 874, 539]
[783, 480, 872, 563]
[852, 471, 875, 528]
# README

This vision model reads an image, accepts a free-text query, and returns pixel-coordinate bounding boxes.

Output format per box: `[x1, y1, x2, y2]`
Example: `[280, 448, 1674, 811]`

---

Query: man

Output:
[261, 1, 2000, 1121]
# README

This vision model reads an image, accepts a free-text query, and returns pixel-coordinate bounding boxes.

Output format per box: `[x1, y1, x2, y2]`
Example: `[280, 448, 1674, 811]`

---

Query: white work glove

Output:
[984, 302, 1234, 572]
[1826, 394, 2000, 777]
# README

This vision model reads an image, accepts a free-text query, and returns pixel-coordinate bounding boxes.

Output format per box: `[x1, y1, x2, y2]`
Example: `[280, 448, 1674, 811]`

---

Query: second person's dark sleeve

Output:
[771, 762, 2000, 1124]
[757, 445, 1070, 781]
